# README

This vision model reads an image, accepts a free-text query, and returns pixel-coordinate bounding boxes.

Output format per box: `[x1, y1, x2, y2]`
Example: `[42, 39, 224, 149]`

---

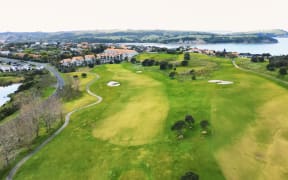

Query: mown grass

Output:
[136, 52, 184, 62]
[14, 53, 288, 180]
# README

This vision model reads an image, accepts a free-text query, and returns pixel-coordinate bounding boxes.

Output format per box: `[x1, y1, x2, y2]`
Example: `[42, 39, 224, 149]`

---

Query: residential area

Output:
[0, 41, 246, 69]
[0, 58, 44, 72]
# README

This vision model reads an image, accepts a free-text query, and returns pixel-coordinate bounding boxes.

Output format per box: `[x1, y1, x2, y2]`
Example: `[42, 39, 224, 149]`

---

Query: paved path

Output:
[231, 60, 288, 86]
[6, 74, 102, 180]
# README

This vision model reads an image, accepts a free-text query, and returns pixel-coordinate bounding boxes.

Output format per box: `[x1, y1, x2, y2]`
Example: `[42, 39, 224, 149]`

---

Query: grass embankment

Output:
[236, 58, 288, 82]
[135, 52, 184, 62]
[14, 53, 288, 180]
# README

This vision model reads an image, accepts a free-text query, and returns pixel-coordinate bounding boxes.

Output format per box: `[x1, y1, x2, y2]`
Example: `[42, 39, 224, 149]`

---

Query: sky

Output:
[0, 0, 287, 32]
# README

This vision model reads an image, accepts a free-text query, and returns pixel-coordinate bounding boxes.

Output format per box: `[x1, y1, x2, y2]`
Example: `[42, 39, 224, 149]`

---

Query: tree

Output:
[266, 64, 275, 71]
[88, 63, 94, 68]
[184, 52, 190, 60]
[81, 73, 87, 78]
[131, 57, 137, 64]
[181, 60, 189, 66]
[171, 120, 186, 139]
[251, 56, 264, 63]
[169, 71, 177, 79]
[192, 74, 196, 80]
[20, 94, 42, 137]
[279, 67, 287, 75]
[200, 120, 209, 129]
[42, 96, 62, 133]
[159, 61, 168, 70]
[185, 115, 194, 128]
[72, 75, 80, 91]
[181, 171, 199, 180]
[168, 63, 173, 69]
[142, 59, 155, 66]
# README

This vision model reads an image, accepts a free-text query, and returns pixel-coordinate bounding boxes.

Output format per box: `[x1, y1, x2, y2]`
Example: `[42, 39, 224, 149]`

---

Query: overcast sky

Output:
[0, 0, 287, 32]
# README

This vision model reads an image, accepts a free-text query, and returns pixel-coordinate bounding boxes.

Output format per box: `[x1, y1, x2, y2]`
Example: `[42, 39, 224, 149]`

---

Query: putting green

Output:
[93, 66, 169, 146]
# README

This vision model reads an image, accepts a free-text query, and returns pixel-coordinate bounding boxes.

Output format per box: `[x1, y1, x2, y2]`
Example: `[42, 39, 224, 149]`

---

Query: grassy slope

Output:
[136, 53, 183, 62]
[236, 58, 288, 81]
[14, 54, 288, 180]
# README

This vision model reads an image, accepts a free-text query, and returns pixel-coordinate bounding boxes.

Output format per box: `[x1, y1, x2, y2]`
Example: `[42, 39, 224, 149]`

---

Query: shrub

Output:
[181, 60, 188, 66]
[184, 52, 190, 60]
[169, 71, 177, 79]
[73, 75, 78, 79]
[181, 171, 199, 180]
[200, 120, 209, 129]
[279, 67, 287, 75]
[88, 64, 94, 68]
[159, 61, 168, 70]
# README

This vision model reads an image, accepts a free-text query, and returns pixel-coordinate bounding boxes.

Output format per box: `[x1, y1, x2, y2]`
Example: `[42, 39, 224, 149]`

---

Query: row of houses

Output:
[188, 47, 240, 57]
[60, 48, 138, 66]
[0, 63, 44, 72]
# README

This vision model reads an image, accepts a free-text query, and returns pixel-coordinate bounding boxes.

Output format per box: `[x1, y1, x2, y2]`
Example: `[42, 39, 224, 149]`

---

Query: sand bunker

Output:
[217, 81, 234, 85]
[208, 80, 234, 85]
[208, 80, 222, 83]
[107, 81, 120, 87]
[136, 71, 143, 73]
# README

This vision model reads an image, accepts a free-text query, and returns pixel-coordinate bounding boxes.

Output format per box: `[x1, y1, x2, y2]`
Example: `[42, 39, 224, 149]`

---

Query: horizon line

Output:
[0, 28, 287, 34]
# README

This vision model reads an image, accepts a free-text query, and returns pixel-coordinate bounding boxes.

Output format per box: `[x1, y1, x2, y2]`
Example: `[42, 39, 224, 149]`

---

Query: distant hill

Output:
[231, 29, 288, 38]
[0, 29, 286, 44]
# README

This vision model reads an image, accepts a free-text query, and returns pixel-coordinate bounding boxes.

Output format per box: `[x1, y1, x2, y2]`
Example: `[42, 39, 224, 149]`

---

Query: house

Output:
[29, 54, 41, 60]
[71, 56, 85, 66]
[96, 53, 123, 64]
[0, 51, 10, 56]
[103, 48, 138, 60]
[60, 58, 72, 66]
[85, 55, 96, 64]
[14, 53, 26, 59]
[96, 48, 138, 64]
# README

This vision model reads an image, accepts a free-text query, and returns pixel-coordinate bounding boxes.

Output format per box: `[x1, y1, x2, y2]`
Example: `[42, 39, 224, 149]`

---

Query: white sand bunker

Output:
[208, 80, 234, 85]
[136, 71, 143, 73]
[208, 80, 222, 83]
[107, 81, 120, 87]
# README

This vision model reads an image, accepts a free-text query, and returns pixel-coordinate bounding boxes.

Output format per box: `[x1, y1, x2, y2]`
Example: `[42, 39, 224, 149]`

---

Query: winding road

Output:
[6, 64, 102, 180]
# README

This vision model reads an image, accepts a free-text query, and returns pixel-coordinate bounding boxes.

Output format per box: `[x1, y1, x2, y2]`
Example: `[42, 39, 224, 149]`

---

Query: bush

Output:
[88, 64, 94, 68]
[181, 171, 199, 180]
[168, 63, 173, 69]
[81, 73, 87, 78]
[181, 60, 188, 66]
[142, 59, 155, 66]
[266, 64, 275, 71]
[279, 67, 287, 75]
[192, 74, 196, 80]
[169, 71, 177, 79]
[73, 75, 78, 79]
[159, 61, 168, 70]
[200, 120, 209, 129]
[184, 52, 190, 60]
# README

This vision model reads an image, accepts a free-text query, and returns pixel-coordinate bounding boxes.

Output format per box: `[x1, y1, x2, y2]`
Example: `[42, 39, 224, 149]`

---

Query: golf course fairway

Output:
[13, 54, 288, 180]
